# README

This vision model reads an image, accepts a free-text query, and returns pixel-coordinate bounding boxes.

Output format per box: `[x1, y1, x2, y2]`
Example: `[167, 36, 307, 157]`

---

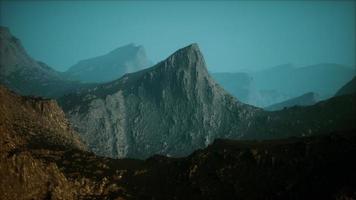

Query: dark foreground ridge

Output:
[1, 85, 356, 200]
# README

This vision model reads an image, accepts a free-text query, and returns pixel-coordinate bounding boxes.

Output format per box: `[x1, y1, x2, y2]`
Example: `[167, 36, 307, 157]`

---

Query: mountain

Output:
[65, 43, 152, 83]
[59, 44, 260, 159]
[250, 63, 355, 101]
[212, 63, 353, 107]
[240, 94, 356, 140]
[0, 26, 91, 98]
[335, 76, 356, 96]
[59, 44, 356, 159]
[265, 92, 319, 111]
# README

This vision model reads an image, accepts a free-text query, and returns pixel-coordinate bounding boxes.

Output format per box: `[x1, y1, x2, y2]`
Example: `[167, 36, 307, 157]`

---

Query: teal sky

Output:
[0, 1, 355, 72]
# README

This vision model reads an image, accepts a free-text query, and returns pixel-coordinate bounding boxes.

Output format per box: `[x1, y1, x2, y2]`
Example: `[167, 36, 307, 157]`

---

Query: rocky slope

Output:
[0, 26, 92, 98]
[0, 85, 86, 151]
[1, 85, 355, 200]
[265, 92, 319, 111]
[335, 76, 356, 96]
[2, 111, 356, 200]
[59, 44, 260, 159]
[65, 43, 152, 83]
[0, 85, 88, 199]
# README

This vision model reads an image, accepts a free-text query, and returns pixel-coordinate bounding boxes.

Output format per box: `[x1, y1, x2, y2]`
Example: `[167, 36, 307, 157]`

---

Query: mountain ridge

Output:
[59, 43, 260, 159]
[0, 26, 93, 97]
[265, 92, 319, 111]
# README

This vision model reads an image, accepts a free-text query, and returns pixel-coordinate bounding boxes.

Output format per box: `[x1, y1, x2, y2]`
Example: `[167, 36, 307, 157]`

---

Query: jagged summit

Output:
[161, 43, 207, 72]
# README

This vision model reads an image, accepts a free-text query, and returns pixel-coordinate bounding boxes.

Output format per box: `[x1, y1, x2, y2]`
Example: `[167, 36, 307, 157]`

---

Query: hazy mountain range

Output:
[58, 44, 355, 159]
[1, 26, 353, 107]
[265, 92, 319, 111]
[0, 27, 93, 97]
[1, 26, 355, 199]
[65, 43, 152, 83]
[212, 63, 354, 107]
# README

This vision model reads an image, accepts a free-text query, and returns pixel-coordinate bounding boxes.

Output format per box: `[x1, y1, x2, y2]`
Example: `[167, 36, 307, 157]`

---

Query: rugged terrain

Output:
[59, 44, 356, 159]
[0, 85, 87, 199]
[65, 43, 152, 83]
[1, 87, 355, 199]
[59, 44, 260, 159]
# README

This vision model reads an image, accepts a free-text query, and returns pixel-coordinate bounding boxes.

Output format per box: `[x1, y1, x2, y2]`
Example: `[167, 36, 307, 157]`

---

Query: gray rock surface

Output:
[60, 44, 260, 159]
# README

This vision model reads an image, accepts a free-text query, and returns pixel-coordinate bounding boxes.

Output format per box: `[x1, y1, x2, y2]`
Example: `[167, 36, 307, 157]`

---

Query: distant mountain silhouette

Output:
[65, 43, 152, 83]
[213, 63, 353, 107]
[211, 72, 253, 103]
[250, 63, 354, 100]
[265, 92, 319, 111]
[0, 26, 92, 97]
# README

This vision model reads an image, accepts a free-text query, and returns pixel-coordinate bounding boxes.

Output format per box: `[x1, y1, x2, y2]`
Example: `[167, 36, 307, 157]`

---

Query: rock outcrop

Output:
[0, 85, 87, 199]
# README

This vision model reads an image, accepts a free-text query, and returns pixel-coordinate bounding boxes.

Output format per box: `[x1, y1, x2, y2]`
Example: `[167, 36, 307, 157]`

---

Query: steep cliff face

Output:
[60, 44, 260, 159]
[0, 26, 91, 98]
[65, 43, 152, 83]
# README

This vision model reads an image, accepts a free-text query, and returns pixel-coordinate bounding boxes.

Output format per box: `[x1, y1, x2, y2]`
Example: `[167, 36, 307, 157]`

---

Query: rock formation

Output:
[59, 44, 260, 159]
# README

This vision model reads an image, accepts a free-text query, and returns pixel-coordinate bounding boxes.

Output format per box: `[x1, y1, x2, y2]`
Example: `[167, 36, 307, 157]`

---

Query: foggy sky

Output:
[0, 1, 355, 72]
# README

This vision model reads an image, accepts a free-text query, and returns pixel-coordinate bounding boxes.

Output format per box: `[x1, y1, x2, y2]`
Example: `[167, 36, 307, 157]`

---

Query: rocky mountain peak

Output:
[162, 43, 207, 73]
[60, 43, 259, 159]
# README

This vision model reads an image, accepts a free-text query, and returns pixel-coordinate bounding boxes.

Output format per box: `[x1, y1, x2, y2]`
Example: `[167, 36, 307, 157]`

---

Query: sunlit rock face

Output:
[60, 44, 260, 159]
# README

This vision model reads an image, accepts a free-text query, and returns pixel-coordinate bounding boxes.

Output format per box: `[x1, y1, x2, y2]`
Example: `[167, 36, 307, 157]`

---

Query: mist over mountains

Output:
[65, 43, 152, 83]
[0, 25, 355, 199]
